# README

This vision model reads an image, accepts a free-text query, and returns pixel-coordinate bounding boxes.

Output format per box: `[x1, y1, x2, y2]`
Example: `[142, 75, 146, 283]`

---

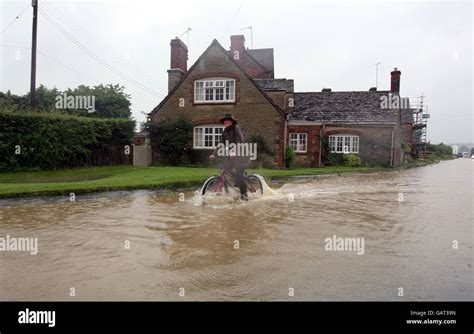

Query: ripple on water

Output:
[0, 160, 472, 300]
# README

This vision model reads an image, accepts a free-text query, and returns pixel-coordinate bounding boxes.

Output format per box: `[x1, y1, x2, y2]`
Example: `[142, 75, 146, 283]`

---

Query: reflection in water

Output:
[0, 159, 472, 301]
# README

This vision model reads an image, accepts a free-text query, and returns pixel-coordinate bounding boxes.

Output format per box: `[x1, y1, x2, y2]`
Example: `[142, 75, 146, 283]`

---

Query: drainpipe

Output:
[283, 114, 288, 166]
[320, 122, 325, 166]
[390, 126, 395, 167]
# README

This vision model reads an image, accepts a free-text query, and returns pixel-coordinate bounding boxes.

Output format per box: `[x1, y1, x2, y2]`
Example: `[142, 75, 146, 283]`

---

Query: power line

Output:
[196, 0, 246, 54]
[220, 0, 246, 40]
[39, 8, 164, 99]
[39, 7, 163, 99]
[41, 2, 162, 91]
[1, 43, 157, 111]
[0, 43, 100, 83]
[38, 3, 163, 113]
[0, 4, 29, 35]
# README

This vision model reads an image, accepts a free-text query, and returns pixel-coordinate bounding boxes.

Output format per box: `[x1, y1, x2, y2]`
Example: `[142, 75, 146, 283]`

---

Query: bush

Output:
[343, 153, 362, 167]
[401, 140, 412, 154]
[426, 142, 452, 158]
[326, 153, 345, 166]
[0, 111, 134, 171]
[324, 153, 361, 167]
[284, 146, 296, 169]
[148, 118, 193, 165]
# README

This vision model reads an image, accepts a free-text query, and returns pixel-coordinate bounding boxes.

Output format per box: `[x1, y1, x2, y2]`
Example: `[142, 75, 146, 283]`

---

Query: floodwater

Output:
[0, 159, 472, 301]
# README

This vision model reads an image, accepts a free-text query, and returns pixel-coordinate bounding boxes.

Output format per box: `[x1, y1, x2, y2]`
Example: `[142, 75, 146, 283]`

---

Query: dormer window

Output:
[194, 78, 235, 103]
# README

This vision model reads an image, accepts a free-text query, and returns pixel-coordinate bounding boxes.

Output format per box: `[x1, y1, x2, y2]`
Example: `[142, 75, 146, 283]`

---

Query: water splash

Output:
[192, 174, 285, 206]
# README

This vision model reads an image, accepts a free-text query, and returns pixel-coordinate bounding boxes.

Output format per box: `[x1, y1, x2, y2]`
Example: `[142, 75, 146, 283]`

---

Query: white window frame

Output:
[193, 125, 225, 149]
[194, 78, 235, 103]
[329, 134, 359, 154]
[289, 133, 308, 153]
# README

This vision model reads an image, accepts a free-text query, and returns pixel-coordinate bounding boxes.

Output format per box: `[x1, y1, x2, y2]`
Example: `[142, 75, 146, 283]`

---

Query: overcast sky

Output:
[1, 0, 472, 144]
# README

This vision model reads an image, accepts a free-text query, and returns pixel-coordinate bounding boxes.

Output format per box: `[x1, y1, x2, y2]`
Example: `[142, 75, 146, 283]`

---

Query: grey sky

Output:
[1, 0, 472, 144]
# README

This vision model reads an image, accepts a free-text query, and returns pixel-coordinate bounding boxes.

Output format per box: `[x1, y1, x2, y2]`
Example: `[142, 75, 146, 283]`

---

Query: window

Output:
[195, 78, 235, 103]
[329, 135, 359, 153]
[289, 133, 307, 153]
[195, 81, 204, 101]
[194, 125, 224, 149]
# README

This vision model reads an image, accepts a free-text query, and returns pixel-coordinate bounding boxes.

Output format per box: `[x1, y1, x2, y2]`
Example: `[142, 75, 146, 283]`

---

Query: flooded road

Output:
[0, 159, 472, 301]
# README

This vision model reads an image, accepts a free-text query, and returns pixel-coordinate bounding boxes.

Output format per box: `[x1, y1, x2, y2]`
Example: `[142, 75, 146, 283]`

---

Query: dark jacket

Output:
[214, 124, 251, 166]
[222, 124, 245, 145]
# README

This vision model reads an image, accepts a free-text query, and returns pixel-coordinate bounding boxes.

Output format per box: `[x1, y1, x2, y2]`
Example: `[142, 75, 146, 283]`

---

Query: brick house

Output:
[147, 35, 413, 167]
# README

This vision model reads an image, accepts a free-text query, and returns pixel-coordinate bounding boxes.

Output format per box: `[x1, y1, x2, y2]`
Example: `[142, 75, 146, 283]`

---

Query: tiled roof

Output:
[290, 91, 414, 124]
[254, 79, 294, 92]
[149, 40, 286, 118]
[246, 48, 274, 71]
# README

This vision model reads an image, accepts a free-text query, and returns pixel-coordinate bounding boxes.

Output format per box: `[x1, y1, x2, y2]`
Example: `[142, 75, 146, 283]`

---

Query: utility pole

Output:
[30, 0, 38, 110]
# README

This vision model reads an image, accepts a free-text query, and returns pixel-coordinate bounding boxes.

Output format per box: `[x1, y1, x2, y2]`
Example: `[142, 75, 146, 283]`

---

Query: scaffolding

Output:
[409, 94, 430, 159]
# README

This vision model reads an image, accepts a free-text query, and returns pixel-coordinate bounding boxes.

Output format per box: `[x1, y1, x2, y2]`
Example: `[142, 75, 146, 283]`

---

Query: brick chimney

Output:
[390, 67, 401, 93]
[168, 37, 188, 92]
[170, 37, 188, 70]
[230, 35, 245, 52]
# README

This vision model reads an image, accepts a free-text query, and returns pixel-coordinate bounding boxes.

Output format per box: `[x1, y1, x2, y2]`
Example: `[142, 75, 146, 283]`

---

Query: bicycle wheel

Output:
[201, 176, 228, 196]
[247, 174, 263, 198]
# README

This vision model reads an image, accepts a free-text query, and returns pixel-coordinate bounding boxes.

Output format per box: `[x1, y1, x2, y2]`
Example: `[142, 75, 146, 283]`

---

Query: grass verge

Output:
[0, 165, 376, 198]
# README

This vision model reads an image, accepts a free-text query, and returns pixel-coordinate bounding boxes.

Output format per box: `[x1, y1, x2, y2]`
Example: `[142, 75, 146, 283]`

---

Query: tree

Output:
[65, 84, 131, 118]
[0, 84, 132, 118]
[0, 90, 29, 111]
[25, 84, 60, 111]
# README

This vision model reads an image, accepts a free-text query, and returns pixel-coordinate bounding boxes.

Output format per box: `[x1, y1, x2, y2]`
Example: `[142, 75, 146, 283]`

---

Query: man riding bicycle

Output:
[209, 113, 251, 201]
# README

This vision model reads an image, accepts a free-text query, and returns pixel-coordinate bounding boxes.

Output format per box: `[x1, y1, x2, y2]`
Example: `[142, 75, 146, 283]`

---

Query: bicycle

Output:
[201, 167, 264, 198]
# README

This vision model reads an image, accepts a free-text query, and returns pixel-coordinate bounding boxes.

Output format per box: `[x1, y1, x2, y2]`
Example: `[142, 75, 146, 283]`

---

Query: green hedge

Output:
[0, 111, 135, 171]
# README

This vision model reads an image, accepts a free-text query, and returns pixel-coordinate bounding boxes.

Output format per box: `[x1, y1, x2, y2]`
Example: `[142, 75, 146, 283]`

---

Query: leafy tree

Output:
[25, 84, 60, 111]
[0, 84, 132, 118]
[0, 90, 29, 111]
[64, 84, 131, 118]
